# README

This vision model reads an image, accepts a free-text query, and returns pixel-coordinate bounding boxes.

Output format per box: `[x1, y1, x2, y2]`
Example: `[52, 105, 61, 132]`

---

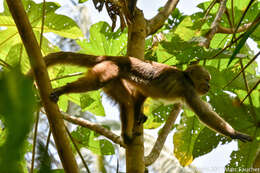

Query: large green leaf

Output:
[80, 91, 105, 116]
[0, 0, 82, 66]
[78, 22, 127, 56]
[155, 34, 247, 65]
[173, 112, 205, 166]
[1, 0, 82, 37]
[207, 65, 259, 92]
[192, 128, 227, 158]
[0, 67, 36, 173]
[209, 92, 255, 131]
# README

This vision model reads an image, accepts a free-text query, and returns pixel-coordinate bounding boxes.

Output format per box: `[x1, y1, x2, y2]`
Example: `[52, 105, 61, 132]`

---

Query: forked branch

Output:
[146, 0, 180, 36]
[217, 15, 260, 34]
[200, 0, 227, 48]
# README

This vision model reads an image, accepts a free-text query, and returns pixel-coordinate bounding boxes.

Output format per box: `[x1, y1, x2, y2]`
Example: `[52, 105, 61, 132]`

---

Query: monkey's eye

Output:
[204, 76, 211, 82]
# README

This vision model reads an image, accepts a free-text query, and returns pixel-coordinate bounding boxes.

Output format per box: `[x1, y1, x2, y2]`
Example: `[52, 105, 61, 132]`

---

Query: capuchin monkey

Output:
[39, 52, 252, 143]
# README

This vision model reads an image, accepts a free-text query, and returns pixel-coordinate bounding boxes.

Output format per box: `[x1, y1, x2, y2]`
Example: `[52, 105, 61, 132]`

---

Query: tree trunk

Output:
[125, 8, 146, 173]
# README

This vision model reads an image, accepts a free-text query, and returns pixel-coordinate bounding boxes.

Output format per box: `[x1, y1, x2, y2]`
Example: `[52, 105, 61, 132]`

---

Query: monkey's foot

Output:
[122, 133, 133, 145]
[231, 131, 253, 142]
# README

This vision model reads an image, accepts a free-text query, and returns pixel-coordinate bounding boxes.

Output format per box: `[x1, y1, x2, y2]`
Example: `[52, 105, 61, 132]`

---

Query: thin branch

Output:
[224, 51, 260, 88]
[200, 0, 227, 48]
[239, 59, 257, 122]
[31, 109, 40, 173]
[241, 79, 260, 104]
[51, 72, 84, 81]
[146, 0, 179, 36]
[65, 126, 91, 173]
[217, 16, 260, 34]
[203, 0, 218, 21]
[144, 103, 181, 166]
[45, 128, 51, 151]
[225, 10, 233, 29]
[231, 0, 255, 42]
[62, 113, 126, 148]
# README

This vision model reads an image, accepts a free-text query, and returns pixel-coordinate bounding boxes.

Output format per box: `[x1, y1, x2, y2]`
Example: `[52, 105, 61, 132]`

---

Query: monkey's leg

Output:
[50, 72, 104, 102]
[134, 95, 147, 124]
[120, 103, 135, 144]
[105, 81, 136, 144]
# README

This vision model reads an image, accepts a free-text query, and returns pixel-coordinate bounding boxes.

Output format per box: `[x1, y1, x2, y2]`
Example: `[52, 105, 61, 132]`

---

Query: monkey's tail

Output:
[44, 52, 106, 67]
[26, 52, 107, 77]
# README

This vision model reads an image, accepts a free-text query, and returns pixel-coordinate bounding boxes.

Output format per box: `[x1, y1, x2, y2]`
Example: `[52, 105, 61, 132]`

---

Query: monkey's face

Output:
[195, 76, 211, 95]
[185, 65, 211, 95]
[193, 71, 211, 95]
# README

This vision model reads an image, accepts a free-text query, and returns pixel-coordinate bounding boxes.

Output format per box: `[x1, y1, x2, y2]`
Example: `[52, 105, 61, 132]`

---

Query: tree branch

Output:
[62, 113, 126, 148]
[5, 1, 79, 172]
[217, 15, 260, 34]
[200, 0, 227, 48]
[146, 0, 179, 36]
[144, 104, 181, 166]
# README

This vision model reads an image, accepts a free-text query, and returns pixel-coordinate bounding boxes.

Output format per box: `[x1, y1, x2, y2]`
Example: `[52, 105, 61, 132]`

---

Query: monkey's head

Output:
[185, 65, 211, 95]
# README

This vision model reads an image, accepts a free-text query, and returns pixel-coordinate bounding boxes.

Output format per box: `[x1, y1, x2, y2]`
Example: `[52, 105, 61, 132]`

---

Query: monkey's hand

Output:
[231, 131, 253, 142]
[49, 88, 62, 102]
[137, 113, 147, 125]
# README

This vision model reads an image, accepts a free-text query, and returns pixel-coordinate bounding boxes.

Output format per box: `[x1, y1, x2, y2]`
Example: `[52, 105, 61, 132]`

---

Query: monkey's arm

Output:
[184, 90, 252, 142]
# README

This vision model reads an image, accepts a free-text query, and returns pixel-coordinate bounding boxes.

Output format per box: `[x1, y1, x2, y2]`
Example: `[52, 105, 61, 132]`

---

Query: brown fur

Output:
[43, 52, 252, 143]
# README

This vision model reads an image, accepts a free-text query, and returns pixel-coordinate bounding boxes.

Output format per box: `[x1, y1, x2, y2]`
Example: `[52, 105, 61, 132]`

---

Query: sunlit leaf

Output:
[71, 127, 115, 155]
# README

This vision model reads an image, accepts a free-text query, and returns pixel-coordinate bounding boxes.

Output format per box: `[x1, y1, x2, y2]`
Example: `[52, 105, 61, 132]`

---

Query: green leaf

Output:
[78, 22, 127, 56]
[193, 128, 228, 158]
[80, 91, 105, 116]
[207, 66, 256, 91]
[173, 112, 204, 166]
[143, 99, 171, 129]
[0, 67, 36, 173]
[71, 127, 115, 155]
[175, 17, 197, 41]
[0, 0, 82, 61]
[79, 0, 89, 3]
[209, 92, 255, 132]
[228, 13, 260, 66]
[50, 65, 85, 112]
